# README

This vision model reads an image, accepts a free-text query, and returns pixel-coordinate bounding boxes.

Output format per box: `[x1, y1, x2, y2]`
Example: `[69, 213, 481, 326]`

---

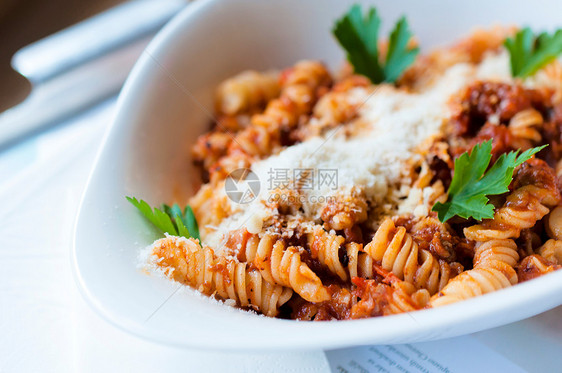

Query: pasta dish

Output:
[131, 6, 562, 320]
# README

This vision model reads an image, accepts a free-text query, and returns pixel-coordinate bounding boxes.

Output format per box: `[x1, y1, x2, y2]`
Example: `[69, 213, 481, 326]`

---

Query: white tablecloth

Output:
[1, 98, 561, 372]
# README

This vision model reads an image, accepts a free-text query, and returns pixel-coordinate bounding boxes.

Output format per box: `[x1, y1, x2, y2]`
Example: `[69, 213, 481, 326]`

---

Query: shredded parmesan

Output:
[201, 52, 514, 250]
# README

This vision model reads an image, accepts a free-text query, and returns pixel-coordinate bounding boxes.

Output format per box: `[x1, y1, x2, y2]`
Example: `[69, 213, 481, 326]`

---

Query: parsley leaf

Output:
[161, 203, 200, 241]
[504, 27, 562, 78]
[384, 16, 419, 83]
[432, 141, 547, 223]
[126, 196, 200, 241]
[332, 5, 418, 84]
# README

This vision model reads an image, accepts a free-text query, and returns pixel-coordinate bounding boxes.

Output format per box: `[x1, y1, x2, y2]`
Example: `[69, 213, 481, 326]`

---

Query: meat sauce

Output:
[518, 255, 561, 282]
[451, 81, 551, 138]
[449, 82, 555, 162]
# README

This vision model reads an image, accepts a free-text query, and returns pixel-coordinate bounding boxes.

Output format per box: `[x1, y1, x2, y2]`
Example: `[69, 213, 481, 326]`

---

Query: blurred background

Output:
[0, 0, 185, 149]
[0, 0, 126, 112]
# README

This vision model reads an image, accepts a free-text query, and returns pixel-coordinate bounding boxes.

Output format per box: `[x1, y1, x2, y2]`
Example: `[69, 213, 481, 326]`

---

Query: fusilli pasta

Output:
[307, 226, 348, 281]
[518, 254, 561, 282]
[364, 218, 458, 295]
[219, 229, 330, 302]
[464, 160, 560, 241]
[538, 239, 562, 264]
[320, 189, 368, 230]
[508, 108, 543, 149]
[215, 70, 280, 116]
[252, 234, 331, 302]
[430, 239, 518, 306]
[152, 236, 292, 316]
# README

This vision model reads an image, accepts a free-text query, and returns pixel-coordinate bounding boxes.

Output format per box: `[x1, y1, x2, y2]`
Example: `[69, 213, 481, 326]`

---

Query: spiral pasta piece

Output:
[151, 236, 293, 317]
[538, 239, 562, 265]
[429, 267, 512, 307]
[364, 218, 456, 295]
[473, 239, 519, 284]
[350, 276, 430, 318]
[346, 242, 376, 279]
[191, 131, 235, 171]
[221, 230, 330, 302]
[308, 226, 348, 281]
[215, 70, 280, 116]
[430, 239, 518, 307]
[308, 230, 421, 285]
[294, 76, 370, 140]
[546, 206, 562, 241]
[221, 228, 260, 263]
[254, 234, 330, 303]
[384, 282, 431, 315]
[320, 189, 368, 230]
[508, 108, 543, 146]
[306, 226, 382, 282]
[464, 186, 552, 241]
[518, 254, 561, 282]
[464, 160, 560, 242]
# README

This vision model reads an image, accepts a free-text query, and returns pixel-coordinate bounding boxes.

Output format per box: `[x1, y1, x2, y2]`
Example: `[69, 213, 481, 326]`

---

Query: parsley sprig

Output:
[332, 5, 419, 84]
[127, 196, 200, 241]
[432, 141, 547, 223]
[504, 27, 562, 78]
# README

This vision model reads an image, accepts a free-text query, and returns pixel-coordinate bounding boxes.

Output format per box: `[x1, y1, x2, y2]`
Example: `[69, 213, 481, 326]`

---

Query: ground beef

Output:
[451, 81, 551, 137]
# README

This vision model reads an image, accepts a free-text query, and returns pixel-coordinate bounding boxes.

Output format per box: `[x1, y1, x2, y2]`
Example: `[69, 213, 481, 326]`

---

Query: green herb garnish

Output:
[332, 4, 419, 84]
[432, 141, 547, 223]
[126, 196, 200, 241]
[504, 27, 562, 78]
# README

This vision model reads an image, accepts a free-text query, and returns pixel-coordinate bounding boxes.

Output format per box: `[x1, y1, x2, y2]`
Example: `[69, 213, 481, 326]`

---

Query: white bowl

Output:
[73, 0, 562, 350]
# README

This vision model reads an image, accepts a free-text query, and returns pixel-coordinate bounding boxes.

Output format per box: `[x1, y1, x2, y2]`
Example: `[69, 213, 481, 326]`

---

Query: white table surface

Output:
[1, 98, 561, 373]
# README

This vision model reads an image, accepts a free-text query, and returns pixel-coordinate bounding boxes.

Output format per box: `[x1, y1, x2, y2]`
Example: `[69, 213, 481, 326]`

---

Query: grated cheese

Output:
[202, 52, 516, 250]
